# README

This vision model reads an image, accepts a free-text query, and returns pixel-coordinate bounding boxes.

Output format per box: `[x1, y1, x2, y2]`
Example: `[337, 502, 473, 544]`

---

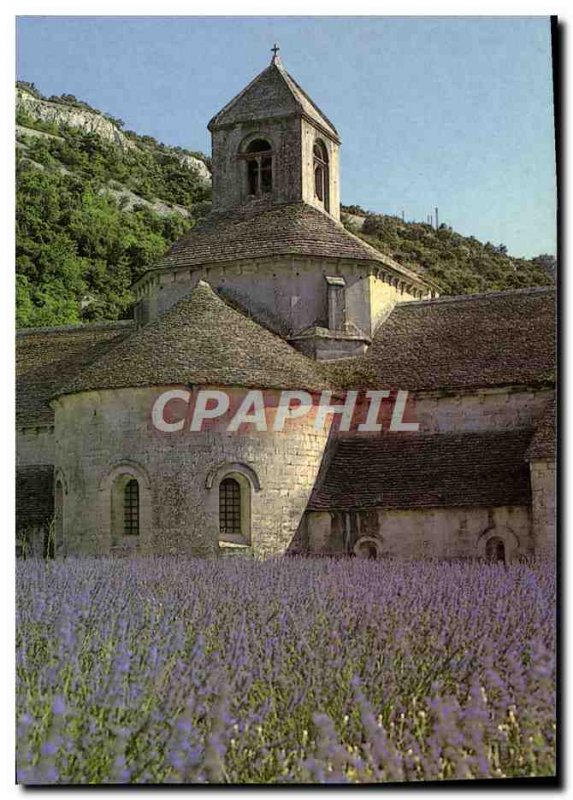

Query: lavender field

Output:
[16, 557, 556, 784]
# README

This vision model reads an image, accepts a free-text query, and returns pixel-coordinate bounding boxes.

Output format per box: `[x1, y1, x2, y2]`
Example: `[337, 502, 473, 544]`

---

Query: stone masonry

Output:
[16, 52, 556, 562]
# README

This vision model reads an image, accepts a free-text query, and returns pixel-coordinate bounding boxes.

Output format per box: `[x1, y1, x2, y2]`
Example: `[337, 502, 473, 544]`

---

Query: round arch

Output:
[98, 460, 152, 551]
[476, 526, 520, 563]
[98, 459, 152, 493]
[353, 536, 382, 560]
[485, 536, 506, 563]
[238, 133, 275, 155]
[206, 462, 261, 547]
[239, 135, 274, 198]
[313, 138, 329, 163]
[205, 461, 261, 492]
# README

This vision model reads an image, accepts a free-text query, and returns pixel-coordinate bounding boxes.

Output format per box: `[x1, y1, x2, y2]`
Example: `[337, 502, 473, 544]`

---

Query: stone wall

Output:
[210, 115, 341, 221]
[530, 460, 556, 558]
[211, 117, 302, 212]
[135, 256, 415, 338]
[303, 505, 532, 561]
[412, 388, 553, 434]
[53, 385, 332, 557]
[300, 118, 340, 220]
[368, 274, 417, 334]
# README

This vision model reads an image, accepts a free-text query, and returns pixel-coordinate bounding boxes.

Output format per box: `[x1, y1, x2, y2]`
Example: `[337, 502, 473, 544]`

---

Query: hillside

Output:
[16, 82, 555, 329]
[16, 82, 212, 328]
[341, 207, 555, 297]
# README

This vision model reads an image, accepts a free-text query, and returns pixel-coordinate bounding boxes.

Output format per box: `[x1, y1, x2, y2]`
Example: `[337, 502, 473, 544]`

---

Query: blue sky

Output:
[16, 16, 556, 258]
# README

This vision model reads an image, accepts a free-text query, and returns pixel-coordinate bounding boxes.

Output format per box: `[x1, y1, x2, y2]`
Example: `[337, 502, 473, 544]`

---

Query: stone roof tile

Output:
[152, 202, 427, 287]
[56, 281, 331, 397]
[527, 393, 556, 460]
[17, 321, 134, 427]
[308, 429, 533, 510]
[208, 55, 339, 140]
[328, 287, 556, 392]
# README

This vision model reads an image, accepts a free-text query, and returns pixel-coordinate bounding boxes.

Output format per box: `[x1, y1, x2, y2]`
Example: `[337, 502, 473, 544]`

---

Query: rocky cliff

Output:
[16, 87, 211, 186]
[17, 88, 136, 151]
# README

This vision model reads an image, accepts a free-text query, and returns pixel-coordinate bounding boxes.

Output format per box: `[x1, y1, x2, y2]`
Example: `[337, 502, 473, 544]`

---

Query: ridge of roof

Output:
[397, 285, 555, 309]
[54, 280, 331, 398]
[328, 427, 533, 445]
[273, 58, 339, 139]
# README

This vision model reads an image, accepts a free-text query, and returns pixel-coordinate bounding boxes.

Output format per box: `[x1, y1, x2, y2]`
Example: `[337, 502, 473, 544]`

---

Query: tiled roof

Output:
[329, 287, 556, 392]
[16, 321, 134, 427]
[308, 429, 533, 511]
[16, 465, 54, 530]
[208, 55, 339, 140]
[527, 393, 556, 460]
[152, 202, 427, 286]
[56, 281, 331, 397]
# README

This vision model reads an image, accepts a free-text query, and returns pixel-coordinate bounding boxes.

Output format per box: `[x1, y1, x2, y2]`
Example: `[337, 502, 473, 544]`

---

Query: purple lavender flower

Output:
[15, 557, 556, 784]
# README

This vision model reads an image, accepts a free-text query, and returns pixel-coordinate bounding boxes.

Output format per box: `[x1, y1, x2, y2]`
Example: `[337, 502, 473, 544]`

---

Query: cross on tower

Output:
[271, 43, 280, 57]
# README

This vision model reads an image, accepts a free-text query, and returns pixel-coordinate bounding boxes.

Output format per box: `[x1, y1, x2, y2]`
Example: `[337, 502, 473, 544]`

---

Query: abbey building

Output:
[16, 52, 556, 561]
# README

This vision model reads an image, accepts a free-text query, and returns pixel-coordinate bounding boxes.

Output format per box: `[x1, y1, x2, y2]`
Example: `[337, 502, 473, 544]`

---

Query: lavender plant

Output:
[16, 557, 556, 783]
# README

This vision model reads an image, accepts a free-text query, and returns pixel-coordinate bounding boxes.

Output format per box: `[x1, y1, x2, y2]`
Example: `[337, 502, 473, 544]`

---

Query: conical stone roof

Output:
[155, 202, 425, 286]
[55, 281, 331, 398]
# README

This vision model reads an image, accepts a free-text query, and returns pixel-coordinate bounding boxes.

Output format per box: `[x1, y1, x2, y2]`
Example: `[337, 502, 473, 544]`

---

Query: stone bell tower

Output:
[132, 48, 436, 358]
[208, 46, 341, 220]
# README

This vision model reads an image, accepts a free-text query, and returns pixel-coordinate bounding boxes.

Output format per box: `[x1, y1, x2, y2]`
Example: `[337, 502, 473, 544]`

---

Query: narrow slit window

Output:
[124, 479, 140, 536]
[313, 140, 329, 211]
[315, 165, 325, 200]
[219, 477, 241, 535]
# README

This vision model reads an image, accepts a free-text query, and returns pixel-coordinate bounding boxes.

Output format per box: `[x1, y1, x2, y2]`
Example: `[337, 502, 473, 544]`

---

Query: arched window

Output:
[207, 463, 259, 548]
[110, 473, 142, 541]
[313, 140, 329, 211]
[219, 477, 241, 536]
[244, 139, 272, 197]
[486, 536, 505, 563]
[123, 479, 140, 536]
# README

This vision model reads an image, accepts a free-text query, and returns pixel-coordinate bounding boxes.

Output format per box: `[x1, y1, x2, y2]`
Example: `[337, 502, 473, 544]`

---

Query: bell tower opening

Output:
[244, 139, 273, 197]
[208, 49, 341, 218]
